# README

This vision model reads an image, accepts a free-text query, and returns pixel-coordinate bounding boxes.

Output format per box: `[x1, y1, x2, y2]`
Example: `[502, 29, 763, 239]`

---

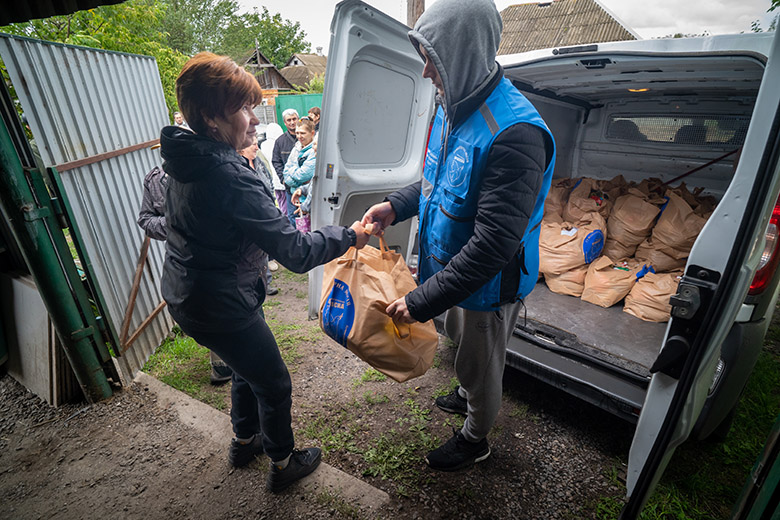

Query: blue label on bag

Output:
[321, 278, 354, 348]
[582, 229, 604, 264]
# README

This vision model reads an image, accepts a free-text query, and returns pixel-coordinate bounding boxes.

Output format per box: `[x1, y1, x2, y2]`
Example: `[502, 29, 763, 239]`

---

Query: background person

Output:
[307, 106, 320, 132]
[283, 118, 317, 226]
[272, 108, 299, 219]
[238, 140, 279, 295]
[173, 111, 189, 129]
[361, 0, 555, 472]
[161, 52, 369, 491]
[136, 161, 232, 385]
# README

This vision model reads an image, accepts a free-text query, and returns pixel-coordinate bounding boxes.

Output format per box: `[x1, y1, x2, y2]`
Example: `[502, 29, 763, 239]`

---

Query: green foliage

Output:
[143, 330, 229, 410]
[0, 0, 188, 118]
[300, 408, 360, 454]
[215, 7, 310, 69]
[362, 391, 390, 405]
[295, 73, 324, 94]
[352, 367, 387, 388]
[315, 491, 361, 519]
[433, 377, 459, 398]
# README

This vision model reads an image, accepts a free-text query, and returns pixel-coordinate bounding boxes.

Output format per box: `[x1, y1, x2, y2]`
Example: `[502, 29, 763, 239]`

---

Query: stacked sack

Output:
[539, 176, 620, 296]
[539, 176, 715, 322]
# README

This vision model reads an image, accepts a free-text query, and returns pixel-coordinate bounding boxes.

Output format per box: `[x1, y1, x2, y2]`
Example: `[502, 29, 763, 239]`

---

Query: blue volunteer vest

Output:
[418, 77, 556, 311]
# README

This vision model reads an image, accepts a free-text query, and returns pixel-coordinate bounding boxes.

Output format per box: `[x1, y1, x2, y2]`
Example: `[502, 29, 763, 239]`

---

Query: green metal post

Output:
[0, 116, 113, 402]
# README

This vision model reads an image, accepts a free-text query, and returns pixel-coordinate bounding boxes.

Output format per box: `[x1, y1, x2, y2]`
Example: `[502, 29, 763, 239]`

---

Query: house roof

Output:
[244, 48, 294, 90]
[280, 53, 327, 88]
[498, 0, 639, 55]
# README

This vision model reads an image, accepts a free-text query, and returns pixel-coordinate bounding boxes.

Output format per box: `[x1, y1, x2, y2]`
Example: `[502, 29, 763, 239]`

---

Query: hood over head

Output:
[408, 0, 502, 118]
[160, 126, 242, 183]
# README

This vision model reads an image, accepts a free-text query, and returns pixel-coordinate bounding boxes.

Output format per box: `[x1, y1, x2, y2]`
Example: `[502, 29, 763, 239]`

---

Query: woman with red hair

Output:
[159, 53, 369, 492]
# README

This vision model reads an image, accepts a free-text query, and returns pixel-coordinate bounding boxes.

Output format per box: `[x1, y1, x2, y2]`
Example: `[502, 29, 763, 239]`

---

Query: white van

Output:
[312, 1, 780, 515]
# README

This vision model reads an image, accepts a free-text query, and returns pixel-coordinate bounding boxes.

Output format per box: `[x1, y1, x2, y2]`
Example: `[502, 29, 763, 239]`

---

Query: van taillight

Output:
[749, 195, 780, 295]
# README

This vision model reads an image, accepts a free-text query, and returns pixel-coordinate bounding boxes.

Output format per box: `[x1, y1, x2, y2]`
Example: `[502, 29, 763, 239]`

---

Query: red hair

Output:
[176, 52, 263, 134]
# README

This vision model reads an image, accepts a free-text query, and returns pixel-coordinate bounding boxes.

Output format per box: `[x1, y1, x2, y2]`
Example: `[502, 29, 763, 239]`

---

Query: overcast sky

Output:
[238, 0, 777, 55]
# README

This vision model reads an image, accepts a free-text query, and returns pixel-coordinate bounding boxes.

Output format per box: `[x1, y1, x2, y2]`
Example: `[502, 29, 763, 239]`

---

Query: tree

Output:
[295, 74, 324, 94]
[216, 7, 310, 69]
[0, 0, 188, 117]
[158, 0, 239, 55]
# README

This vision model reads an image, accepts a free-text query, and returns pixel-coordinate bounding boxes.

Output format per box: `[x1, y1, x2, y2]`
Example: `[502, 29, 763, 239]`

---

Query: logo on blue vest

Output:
[582, 229, 605, 264]
[446, 146, 469, 188]
[321, 278, 354, 347]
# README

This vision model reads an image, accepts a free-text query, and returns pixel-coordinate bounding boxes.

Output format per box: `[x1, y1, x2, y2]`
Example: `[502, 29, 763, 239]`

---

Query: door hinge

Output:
[649, 265, 720, 379]
[669, 283, 701, 319]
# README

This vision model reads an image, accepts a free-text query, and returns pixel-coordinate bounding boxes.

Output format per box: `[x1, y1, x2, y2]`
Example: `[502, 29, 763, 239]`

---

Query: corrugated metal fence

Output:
[0, 34, 174, 378]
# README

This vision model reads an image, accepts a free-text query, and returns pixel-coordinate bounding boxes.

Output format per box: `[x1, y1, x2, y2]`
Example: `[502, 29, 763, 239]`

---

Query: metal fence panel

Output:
[0, 34, 174, 378]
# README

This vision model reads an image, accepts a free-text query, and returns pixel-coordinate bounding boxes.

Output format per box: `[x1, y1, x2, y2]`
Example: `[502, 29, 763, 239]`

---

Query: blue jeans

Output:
[285, 188, 297, 227]
[184, 311, 294, 461]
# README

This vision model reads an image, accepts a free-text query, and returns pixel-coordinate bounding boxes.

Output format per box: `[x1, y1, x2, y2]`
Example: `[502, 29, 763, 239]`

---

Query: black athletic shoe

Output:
[425, 430, 490, 472]
[266, 286, 279, 296]
[266, 448, 322, 493]
[210, 363, 232, 385]
[228, 434, 264, 467]
[435, 386, 468, 415]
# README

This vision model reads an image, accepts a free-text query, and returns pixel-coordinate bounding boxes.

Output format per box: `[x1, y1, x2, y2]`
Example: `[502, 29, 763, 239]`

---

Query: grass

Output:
[352, 367, 387, 388]
[143, 328, 229, 410]
[315, 491, 362, 519]
[589, 344, 780, 520]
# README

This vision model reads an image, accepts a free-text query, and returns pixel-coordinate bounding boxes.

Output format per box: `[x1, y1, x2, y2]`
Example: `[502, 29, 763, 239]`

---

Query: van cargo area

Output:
[499, 38, 769, 422]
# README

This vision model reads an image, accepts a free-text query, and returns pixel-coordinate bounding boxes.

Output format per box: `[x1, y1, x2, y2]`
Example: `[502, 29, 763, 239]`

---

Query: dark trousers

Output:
[184, 312, 294, 461]
[285, 188, 297, 227]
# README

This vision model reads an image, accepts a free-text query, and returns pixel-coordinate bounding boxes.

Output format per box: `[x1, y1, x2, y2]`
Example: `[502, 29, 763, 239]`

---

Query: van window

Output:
[607, 115, 750, 147]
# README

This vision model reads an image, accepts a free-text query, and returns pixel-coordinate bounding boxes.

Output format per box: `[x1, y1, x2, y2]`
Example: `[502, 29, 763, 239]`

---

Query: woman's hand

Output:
[349, 221, 371, 249]
[291, 188, 302, 206]
[361, 201, 396, 236]
[294, 206, 302, 216]
[386, 296, 417, 324]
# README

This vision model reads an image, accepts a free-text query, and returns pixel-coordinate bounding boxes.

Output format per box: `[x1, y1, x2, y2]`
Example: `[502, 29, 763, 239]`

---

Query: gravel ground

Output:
[0, 268, 652, 519]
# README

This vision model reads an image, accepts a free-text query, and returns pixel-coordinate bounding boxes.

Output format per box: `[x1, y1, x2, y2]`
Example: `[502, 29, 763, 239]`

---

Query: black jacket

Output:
[388, 69, 553, 322]
[271, 130, 297, 186]
[160, 126, 356, 333]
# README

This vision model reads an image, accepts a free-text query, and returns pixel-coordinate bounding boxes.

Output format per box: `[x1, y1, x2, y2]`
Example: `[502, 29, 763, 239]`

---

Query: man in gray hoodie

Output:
[362, 0, 556, 471]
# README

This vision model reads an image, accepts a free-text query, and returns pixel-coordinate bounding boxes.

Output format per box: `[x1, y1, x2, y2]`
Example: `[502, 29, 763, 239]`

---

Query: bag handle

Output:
[392, 318, 411, 339]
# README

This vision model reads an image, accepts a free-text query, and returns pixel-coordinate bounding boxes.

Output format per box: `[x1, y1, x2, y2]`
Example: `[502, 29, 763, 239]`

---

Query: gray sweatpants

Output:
[444, 299, 525, 442]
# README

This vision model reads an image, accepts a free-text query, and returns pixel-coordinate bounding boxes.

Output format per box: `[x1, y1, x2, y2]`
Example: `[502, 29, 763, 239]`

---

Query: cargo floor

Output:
[520, 283, 667, 376]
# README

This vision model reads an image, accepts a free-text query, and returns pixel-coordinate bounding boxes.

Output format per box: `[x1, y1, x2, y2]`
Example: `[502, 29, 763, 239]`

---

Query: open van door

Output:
[308, 0, 435, 317]
[621, 29, 780, 517]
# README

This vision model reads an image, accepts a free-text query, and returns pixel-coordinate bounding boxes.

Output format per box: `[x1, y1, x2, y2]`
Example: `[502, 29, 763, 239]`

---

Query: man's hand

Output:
[361, 201, 396, 236]
[349, 221, 371, 249]
[386, 296, 417, 324]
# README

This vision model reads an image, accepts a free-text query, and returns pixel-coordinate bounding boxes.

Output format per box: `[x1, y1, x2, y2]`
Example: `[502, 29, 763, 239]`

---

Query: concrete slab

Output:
[134, 371, 390, 511]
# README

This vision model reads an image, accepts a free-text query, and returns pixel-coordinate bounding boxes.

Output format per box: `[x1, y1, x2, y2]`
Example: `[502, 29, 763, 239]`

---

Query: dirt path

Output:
[1, 267, 637, 519]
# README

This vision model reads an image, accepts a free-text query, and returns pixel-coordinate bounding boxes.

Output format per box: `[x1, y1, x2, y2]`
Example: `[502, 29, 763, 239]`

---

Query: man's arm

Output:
[405, 123, 548, 322]
[137, 167, 168, 241]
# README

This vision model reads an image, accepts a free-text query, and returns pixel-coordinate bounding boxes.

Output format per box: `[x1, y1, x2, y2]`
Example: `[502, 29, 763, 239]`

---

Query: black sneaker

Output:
[425, 430, 490, 472]
[210, 363, 232, 385]
[435, 386, 468, 415]
[228, 434, 264, 467]
[266, 448, 322, 493]
[266, 286, 279, 296]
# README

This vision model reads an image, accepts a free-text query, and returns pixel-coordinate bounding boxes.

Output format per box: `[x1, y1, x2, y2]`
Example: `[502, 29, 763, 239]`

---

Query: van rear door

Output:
[308, 0, 434, 316]
[622, 29, 780, 517]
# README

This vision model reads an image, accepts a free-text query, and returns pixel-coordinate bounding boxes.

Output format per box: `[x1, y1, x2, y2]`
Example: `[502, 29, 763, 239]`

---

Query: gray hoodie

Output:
[408, 0, 502, 120]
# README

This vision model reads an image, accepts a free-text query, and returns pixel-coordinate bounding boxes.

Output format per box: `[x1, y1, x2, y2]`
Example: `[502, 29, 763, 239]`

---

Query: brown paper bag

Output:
[623, 271, 684, 322]
[651, 190, 708, 259]
[544, 265, 588, 297]
[544, 177, 579, 220]
[581, 256, 644, 308]
[635, 236, 687, 273]
[562, 178, 614, 223]
[603, 188, 662, 260]
[320, 238, 438, 382]
[539, 213, 606, 275]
